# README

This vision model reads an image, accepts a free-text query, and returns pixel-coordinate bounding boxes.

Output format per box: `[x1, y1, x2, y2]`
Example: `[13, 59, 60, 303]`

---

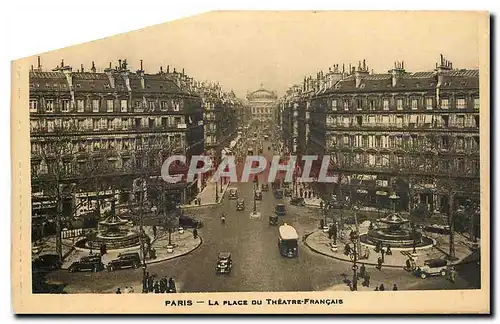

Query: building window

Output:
[120, 100, 127, 112]
[173, 101, 180, 112]
[343, 100, 349, 111]
[369, 100, 375, 111]
[92, 99, 100, 112]
[383, 99, 389, 111]
[396, 116, 403, 127]
[47, 120, 55, 132]
[343, 135, 349, 146]
[456, 98, 466, 109]
[356, 98, 363, 111]
[135, 101, 142, 110]
[440, 98, 449, 109]
[61, 99, 70, 112]
[29, 99, 38, 113]
[148, 101, 155, 110]
[77, 99, 85, 112]
[331, 99, 337, 111]
[474, 98, 479, 110]
[426, 97, 433, 110]
[46, 99, 54, 113]
[411, 99, 418, 110]
[456, 137, 465, 151]
[396, 99, 403, 110]
[456, 115, 465, 128]
[106, 99, 114, 112]
[161, 101, 168, 111]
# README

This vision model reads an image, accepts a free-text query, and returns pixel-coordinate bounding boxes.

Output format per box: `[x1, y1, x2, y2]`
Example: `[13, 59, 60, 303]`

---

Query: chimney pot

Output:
[140, 59, 143, 70]
[37, 56, 41, 69]
[118, 59, 122, 69]
[109, 62, 112, 69]
[81, 64, 84, 72]
[31, 65, 33, 71]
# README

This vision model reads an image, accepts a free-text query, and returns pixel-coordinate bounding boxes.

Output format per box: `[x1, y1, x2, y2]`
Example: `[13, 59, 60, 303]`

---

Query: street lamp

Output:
[215, 179, 219, 202]
[389, 193, 400, 213]
[349, 218, 360, 292]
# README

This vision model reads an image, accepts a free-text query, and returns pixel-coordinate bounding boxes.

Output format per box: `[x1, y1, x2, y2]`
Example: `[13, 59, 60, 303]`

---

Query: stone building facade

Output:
[247, 84, 277, 122]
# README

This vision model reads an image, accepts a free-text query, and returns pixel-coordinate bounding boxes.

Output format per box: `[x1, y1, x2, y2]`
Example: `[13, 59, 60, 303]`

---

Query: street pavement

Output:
[43, 137, 481, 293]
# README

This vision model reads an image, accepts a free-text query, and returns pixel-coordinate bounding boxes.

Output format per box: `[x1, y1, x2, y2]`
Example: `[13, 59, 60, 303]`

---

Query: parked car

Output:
[215, 252, 233, 275]
[274, 189, 283, 199]
[107, 252, 141, 271]
[275, 204, 286, 216]
[236, 199, 245, 211]
[414, 258, 448, 279]
[261, 184, 269, 192]
[32, 254, 62, 271]
[68, 254, 105, 273]
[179, 215, 203, 229]
[269, 214, 279, 226]
[228, 188, 239, 200]
[255, 190, 263, 200]
[290, 197, 305, 206]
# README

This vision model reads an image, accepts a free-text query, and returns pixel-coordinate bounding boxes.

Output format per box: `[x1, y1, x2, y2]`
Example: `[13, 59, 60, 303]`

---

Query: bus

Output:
[278, 223, 299, 258]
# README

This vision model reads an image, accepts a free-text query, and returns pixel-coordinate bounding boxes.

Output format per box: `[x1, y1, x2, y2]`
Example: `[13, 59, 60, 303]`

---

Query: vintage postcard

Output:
[11, 11, 490, 314]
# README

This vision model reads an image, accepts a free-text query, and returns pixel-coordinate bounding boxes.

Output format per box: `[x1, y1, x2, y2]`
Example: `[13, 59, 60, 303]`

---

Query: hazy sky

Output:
[32, 11, 483, 98]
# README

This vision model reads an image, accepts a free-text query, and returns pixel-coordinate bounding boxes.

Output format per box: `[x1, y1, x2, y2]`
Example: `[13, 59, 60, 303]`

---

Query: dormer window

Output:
[45, 99, 54, 112]
[440, 98, 449, 110]
[61, 99, 70, 112]
[29, 99, 38, 113]
[456, 98, 466, 109]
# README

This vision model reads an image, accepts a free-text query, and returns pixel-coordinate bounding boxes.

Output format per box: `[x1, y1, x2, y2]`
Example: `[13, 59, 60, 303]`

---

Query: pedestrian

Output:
[320, 200, 323, 210]
[379, 284, 385, 291]
[193, 228, 198, 239]
[364, 246, 370, 259]
[449, 266, 456, 283]
[115, 288, 121, 294]
[344, 243, 351, 256]
[154, 281, 160, 293]
[381, 247, 385, 262]
[169, 278, 176, 293]
[124, 286, 130, 294]
[393, 283, 398, 291]
[308, 191, 312, 199]
[148, 276, 154, 293]
[386, 244, 392, 256]
[129, 286, 135, 293]
[362, 273, 370, 287]
[153, 225, 157, 239]
[165, 277, 171, 293]
[376, 256, 383, 270]
[374, 286, 379, 291]
[198, 197, 202, 205]
[359, 264, 366, 278]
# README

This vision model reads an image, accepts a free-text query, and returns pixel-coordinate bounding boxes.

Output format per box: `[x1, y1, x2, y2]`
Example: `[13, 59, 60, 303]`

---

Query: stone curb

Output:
[180, 183, 230, 210]
[145, 234, 203, 265]
[60, 234, 203, 269]
[304, 231, 479, 268]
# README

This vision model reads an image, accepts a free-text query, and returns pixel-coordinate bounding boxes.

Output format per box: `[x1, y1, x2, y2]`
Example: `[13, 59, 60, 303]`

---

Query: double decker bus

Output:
[278, 223, 299, 258]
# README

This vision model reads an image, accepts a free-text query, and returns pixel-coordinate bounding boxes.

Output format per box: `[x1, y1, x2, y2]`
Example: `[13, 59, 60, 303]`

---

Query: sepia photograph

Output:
[11, 10, 490, 314]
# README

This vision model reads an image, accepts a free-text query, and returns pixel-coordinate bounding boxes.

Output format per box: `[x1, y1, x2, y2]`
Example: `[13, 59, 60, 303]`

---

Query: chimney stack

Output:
[167, 65, 170, 73]
[81, 64, 84, 73]
[37, 56, 41, 70]
[91, 61, 96, 73]
[140, 59, 143, 71]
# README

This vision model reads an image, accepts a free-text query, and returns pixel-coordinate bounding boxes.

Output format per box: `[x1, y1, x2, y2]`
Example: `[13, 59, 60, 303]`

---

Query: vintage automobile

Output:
[423, 224, 451, 235]
[68, 254, 105, 273]
[290, 197, 305, 206]
[32, 254, 62, 271]
[264, 135, 269, 141]
[254, 190, 263, 200]
[179, 215, 203, 229]
[228, 187, 239, 200]
[275, 204, 286, 216]
[236, 199, 245, 211]
[274, 189, 284, 199]
[107, 252, 141, 271]
[261, 183, 270, 192]
[414, 258, 449, 279]
[216, 252, 233, 274]
[269, 214, 279, 226]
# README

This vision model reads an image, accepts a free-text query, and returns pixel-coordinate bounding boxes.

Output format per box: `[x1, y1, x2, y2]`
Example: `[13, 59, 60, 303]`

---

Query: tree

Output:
[32, 127, 113, 259]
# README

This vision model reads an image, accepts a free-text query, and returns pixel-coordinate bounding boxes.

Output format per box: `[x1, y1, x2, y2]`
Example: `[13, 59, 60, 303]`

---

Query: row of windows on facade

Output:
[30, 116, 189, 133]
[29, 98, 184, 113]
[31, 156, 163, 177]
[325, 97, 480, 111]
[252, 108, 272, 114]
[328, 153, 478, 173]
[326, 134, 479, 151]
[325, 114, 479, 129]
[31, 135, 185, 155]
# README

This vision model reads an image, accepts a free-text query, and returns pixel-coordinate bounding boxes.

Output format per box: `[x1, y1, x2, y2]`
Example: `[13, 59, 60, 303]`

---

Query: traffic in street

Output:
[44, 124, 480, 293]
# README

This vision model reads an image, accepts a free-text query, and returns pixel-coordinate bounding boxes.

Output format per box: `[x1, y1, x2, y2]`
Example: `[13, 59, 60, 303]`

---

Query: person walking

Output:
[359, 264, 366, 278]
[115, 288, 122, 294]
[193, 228, 198, 239]
[376, 256, 383, 270]
[374, 286, 379, 291]
[362, 273, 370, 288]
[169, 278, 177, 293]
[152, 225, 157, 239]
[393, 283, 398, 291]
[379, 284, 385, 291]
[449, 266, 456, 283]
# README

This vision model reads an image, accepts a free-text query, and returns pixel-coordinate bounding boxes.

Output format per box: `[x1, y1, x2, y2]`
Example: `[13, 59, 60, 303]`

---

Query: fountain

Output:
[75, 197, 141, 250]
[359, 194, 433, 250]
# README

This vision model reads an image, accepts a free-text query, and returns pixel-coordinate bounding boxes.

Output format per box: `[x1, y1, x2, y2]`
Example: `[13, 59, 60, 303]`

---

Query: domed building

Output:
[246, 84, 277, 122]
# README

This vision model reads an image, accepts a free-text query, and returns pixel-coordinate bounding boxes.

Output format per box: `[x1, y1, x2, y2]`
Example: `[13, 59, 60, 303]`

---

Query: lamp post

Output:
[215, 179, 219, 202]
[389, 193, 400, 213]
[253, 183, 257, 214]
[350, 220, 359, 291]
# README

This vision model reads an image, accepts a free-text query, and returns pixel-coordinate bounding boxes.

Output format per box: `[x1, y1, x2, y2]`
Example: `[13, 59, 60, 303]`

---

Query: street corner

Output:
[147, 229, 203, 265]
